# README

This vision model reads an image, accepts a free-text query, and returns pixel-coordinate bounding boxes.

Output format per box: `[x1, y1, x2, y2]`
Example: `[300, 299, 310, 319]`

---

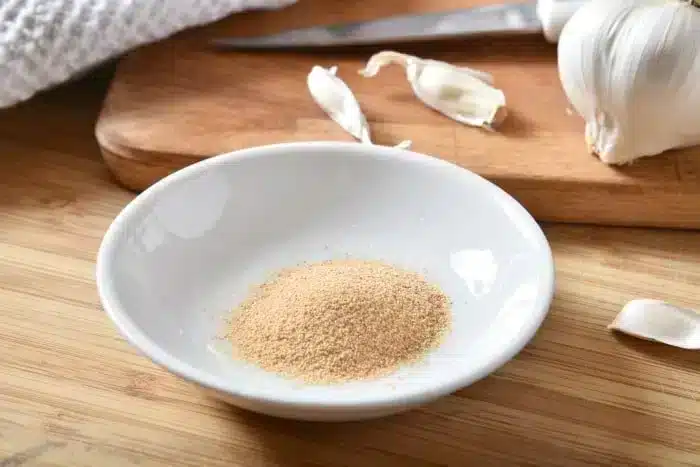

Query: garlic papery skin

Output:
[608, 299, 700, 349]
[359, 51, 507, 130]
[307, 65, 372, 144]
[557, 0, 700, 165]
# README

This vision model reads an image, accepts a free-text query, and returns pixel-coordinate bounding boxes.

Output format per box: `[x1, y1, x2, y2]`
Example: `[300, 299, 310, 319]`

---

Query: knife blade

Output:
[212, 0, 586, 50]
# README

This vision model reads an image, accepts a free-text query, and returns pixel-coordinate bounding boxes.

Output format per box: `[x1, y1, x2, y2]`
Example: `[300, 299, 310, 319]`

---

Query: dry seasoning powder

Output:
[226, 259, 452, 384]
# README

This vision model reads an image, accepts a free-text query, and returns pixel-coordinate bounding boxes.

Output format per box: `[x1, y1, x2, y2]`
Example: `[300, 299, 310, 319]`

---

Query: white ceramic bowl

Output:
[96, 142, 555, 421]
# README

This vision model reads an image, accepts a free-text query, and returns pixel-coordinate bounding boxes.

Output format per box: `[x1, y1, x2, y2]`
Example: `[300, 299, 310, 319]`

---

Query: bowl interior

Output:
[98, 142, 554, 407]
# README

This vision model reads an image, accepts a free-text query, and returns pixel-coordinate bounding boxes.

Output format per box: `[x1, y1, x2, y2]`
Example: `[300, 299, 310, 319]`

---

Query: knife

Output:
[212, 0, 587, 50]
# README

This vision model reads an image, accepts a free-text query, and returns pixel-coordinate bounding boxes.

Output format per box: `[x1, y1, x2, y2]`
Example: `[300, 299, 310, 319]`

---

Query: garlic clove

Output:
[307, 65, 372, 144]
[358, 51, 507, 130]
[307, 65, 411, 149]
[608, 299, 700, 349]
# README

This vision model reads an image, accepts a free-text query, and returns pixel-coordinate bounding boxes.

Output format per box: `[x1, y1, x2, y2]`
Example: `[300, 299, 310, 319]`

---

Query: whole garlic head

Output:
[558, 0, 700, 164]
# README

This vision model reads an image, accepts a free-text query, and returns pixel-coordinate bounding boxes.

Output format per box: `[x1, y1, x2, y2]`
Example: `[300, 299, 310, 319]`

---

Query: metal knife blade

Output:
[212, 1, 544, 49]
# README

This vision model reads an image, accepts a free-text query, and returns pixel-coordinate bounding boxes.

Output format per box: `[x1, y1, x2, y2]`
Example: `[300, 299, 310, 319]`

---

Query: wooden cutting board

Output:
[95, 0, 700, 229]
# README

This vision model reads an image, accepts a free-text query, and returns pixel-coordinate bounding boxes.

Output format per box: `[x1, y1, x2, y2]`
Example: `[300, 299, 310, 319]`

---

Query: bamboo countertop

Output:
[1, 67, 700, 467]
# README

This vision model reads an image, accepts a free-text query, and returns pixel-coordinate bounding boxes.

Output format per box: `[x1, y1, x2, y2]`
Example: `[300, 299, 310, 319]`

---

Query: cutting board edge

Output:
[97, 136, 700, 231]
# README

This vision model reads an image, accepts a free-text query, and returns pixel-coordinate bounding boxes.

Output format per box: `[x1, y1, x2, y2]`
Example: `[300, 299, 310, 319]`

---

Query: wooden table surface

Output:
[2, 67, 700, 467]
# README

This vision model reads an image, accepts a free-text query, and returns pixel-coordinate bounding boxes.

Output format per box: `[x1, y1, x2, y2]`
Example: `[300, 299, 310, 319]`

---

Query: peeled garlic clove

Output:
[359, 51, 507, 130]
[307, 65, 372, 144]
[608, 299, 700, 349]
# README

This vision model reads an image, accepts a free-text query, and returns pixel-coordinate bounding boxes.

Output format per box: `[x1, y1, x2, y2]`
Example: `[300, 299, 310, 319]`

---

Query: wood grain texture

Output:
[2, 65, 700, 466]
[95, 0, 700, 229]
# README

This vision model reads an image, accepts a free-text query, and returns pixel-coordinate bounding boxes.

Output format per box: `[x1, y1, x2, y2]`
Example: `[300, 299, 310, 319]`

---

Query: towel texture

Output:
[0, 0, 295, 108]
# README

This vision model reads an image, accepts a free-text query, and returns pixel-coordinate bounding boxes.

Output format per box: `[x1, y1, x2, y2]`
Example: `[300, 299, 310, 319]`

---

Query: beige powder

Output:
[226, 259, 451, 384]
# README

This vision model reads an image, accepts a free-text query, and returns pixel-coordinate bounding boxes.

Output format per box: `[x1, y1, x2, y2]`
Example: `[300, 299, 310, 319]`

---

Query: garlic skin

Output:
[558, 0, 700, 165]
[307, 65, 372, 144]
[359, 51, 507, 130]
[608, 299, 700, 349]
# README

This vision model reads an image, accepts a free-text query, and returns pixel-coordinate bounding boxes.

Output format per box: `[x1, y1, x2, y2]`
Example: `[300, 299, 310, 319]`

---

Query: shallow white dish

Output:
[96, 141, 555, 421]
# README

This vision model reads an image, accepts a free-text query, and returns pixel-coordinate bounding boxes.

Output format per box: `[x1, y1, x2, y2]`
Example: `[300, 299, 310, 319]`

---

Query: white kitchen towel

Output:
[0, 0, 296, 108]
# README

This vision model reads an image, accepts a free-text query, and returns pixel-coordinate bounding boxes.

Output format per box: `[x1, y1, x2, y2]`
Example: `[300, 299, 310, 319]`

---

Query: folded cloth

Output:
[0, 0, 295, 108]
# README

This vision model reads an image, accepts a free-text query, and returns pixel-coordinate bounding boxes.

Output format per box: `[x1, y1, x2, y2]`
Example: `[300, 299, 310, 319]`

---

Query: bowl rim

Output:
[96, 141, 555, 412]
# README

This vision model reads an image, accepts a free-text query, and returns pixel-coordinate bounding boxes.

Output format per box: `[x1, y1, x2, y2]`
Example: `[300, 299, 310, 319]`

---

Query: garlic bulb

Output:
[359, 51, 507, 130]
[608, 299, 700, 349]
[558, 0, 700, 164]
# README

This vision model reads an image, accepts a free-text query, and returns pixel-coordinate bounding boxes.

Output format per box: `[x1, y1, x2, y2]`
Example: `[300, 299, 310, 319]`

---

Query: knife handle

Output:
[536, 0, 588, 43]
